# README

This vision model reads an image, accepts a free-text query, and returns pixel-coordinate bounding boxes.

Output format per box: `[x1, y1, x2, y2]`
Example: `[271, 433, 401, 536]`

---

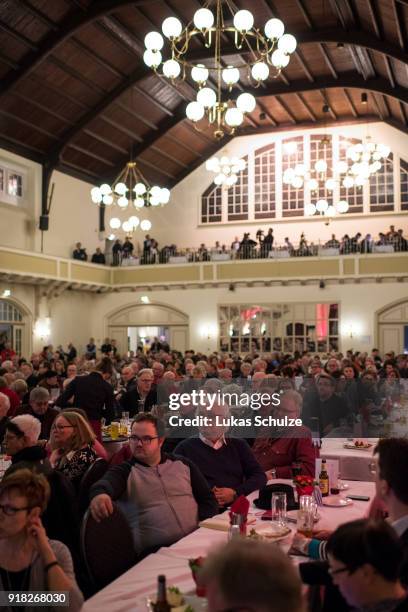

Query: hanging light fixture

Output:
[143, 1, 297, 139]
[205, 154, 246, 186]
[90, 162, 170, 209]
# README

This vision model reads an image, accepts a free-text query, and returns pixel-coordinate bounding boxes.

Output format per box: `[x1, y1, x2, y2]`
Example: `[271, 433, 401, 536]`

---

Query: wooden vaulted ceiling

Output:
[1, 0, 408, 191]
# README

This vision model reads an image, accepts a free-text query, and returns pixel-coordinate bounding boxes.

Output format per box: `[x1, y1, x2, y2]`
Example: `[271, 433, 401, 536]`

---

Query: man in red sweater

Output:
[252, 389, 318, 478]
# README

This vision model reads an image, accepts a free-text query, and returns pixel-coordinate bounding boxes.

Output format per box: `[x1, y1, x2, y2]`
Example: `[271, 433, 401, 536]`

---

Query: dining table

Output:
[81, 478, 375, 612]
[320, 438, 378, 481]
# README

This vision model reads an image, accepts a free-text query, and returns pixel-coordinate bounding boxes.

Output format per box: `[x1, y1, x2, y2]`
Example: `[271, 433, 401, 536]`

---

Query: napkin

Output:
[199, 512, 256, 531]
[229, 495, 250, 523]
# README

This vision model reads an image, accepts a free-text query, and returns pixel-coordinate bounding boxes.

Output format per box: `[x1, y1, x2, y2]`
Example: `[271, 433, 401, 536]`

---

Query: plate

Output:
[344, 443, 373, 451]
[248, 524, 292, 541]
[322, 497, 353, 507]
[339, 483, 349, 491]
[147, 594, 207, 611]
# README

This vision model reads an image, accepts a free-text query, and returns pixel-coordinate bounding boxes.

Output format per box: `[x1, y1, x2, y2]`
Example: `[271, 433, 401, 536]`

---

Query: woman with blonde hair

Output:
[0, 469, 83, 610]
[50, 411, 97, 490]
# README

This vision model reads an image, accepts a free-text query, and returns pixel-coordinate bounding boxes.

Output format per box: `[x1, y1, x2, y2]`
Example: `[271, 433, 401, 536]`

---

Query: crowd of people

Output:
[72, 225, 408, 266]
[0, 339, 408, 610]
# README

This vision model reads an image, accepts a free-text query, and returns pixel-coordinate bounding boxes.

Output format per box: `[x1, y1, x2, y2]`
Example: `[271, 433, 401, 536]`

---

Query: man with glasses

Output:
[326, 519, 408, 612]
[90, 413, 218, 556]
[119, 368, 157, 417]
[14, 387, 58, 439]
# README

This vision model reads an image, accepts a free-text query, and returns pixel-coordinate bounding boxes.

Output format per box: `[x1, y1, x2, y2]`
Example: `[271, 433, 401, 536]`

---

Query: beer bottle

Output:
[319, 459, 330, 497]
[153, 575, 171, 612]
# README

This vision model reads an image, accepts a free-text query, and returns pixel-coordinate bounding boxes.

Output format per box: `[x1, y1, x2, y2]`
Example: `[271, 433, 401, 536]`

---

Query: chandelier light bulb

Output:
[117, 196, 128, 208]
[226, 175, 238, 186]
[277, 33, 297, 54]
[316, 199, 329, 212]
[160, 188, 170, 204]
[271, 49, 290, 68]
[294, 164, 306, 176]
[191, 64, 209, 84]
[109, 217, 121, 229]
[135, 198, 145, 208]
[150, 186, 162, 199]
[305, 203, 316, 216]
[129, 216, 140, 228]
[335, 161, 348, 174]
[193, 8, 214, 30]
[114, 182, 127, 195]
[206, 157, 218, 171]
[186, 100, 205, 121]
[163, 59, 181, 79]
[150, 196, 161, 206]
[214, 174, 226, 185]
[342, 176, 354, 189]
[91, 187, 102, 203]
[144, 31, 164, 51]
[337, 200, 349, 213]
[264, 18, 285, 40]
[233, 9, 254, 32]
[315, 159, 327, 173]
[102, 194, 113, 205]
[134, 182, 146, 195]
[292, 176, 303, 188]
[237, 159, 246, 171]
[225, 107, 244, 127]
[143, 49, 162, 68]
[283, 141, 297, 155]
[122, 221, 132, 233]
[307, 178, 319, 191]
[236, 92, 256, 114]
[100, 183, 111, 196]
[222, 65, 240, 86]
[140, 219, 152, 231]
[108, 234, 116, 241]
[197, 87, 216, 108]
[222, 165, 231, 174]
[251, 62, 269, 81]
[283, 168, 296, 184]
[372, 161, 382, 172]
[162, 16, 182, 39]
[325, 178, 336, 191]
[326, 205, 336, 216]
[355, 176, 366, 186]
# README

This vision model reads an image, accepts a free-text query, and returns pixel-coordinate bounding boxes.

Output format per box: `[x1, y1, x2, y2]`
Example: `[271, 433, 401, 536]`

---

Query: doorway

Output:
[128, 326, 169, 352]
[377, 299, 408, 354]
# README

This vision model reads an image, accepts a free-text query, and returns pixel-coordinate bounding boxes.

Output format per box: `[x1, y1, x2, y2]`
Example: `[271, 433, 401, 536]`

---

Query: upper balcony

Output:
[0, 245, 407, 293]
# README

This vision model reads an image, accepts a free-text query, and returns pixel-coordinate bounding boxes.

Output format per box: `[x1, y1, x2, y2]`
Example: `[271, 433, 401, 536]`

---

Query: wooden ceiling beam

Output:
[67, 144, 116, 166]
[399, 102, 408, 126]
[137, 158, 176, 180]
[343, 89, 359, 117]
[296, 93, 317, 121]
[15, 0, 58, 31]
[393, 1, 407, 50]
[10, 90, 75, 125]
[295, 0, 338, 79]
[0, 20, 38, 50]
[0, 0, 156, 98]
[275, 96, 297, 124]
[0, 109, 58, 139]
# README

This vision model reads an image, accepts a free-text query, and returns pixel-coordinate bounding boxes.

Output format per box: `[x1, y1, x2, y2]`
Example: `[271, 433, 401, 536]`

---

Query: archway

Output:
[376, 299, 408, 355]
[0, 298, 32, 358]
[105, 302, 189, 354]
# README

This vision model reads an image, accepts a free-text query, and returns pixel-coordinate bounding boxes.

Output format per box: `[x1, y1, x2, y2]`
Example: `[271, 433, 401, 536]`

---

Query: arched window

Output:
[227, 156, 248, 221]
[338, 137, 363, 213]
[201, 183, 222, 224]
[282, 136, 304, 217]
[400, 158, 408, 211]
[370, 153, 394, 212]
[254, 144, 275, 219]
[310, 135, 333, 208]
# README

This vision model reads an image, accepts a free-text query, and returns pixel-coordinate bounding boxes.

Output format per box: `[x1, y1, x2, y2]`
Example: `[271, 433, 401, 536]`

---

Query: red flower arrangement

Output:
[189, 557, 206, 597]
[293, 475, 316, 496]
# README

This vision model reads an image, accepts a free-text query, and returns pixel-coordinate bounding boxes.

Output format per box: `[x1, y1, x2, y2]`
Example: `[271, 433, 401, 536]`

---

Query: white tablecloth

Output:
[82, 479, 375, 612]
[169, 256, 188, 264]
[268, 250, 290, 258]
[373, 245, 394, 253]
[320, 438, 378, 481]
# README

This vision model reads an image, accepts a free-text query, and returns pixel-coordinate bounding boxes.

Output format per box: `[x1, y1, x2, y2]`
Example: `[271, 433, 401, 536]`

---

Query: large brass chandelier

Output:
[143, 0, 297, 139]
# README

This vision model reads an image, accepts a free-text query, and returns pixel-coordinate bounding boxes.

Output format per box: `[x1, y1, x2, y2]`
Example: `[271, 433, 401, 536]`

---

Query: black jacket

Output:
[57, 371, 114, 421]
[119, 385, 157, 417]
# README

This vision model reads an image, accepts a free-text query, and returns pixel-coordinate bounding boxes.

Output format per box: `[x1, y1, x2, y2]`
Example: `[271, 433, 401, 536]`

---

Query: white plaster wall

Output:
[143, 122, 408, 248]
[29, 282, 408, 356]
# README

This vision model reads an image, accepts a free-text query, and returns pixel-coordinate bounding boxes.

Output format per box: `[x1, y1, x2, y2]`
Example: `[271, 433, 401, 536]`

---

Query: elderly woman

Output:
[50, 411, 97, 490]
[252, 390, 318, 479]
[0, 469, 83, 611]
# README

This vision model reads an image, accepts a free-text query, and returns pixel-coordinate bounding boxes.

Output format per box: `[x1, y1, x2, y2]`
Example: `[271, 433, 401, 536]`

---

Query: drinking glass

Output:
[110, 422, 120, 440]
[121, 411, 130, 422]
[297, 495, 316, 537]
[271, 492, 287, 528]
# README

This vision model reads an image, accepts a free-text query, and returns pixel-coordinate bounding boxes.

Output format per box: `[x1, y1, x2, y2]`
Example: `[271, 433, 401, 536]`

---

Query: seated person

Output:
[302, 373, 348, 437]
[327, 519, 408, 612]
[0, 469, 83, 611]
[15, 387, 58, 439]
[202, 538, 304, 612]
[0, 391, 10, 441]
[61, 407, 108, 461]
[119, 368, 157, 416]
[3, 415, 80, 562]
[89, 413, 218, 555]
[50, 411, 97, 490]
[252, 390, 318, 478]
[175, 401, 266, 509]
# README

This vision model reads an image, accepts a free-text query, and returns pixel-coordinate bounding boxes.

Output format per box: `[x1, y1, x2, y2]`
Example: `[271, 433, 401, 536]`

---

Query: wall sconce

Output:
[1, 289, 11, 298]
[341, 321, 362, 339]
[34, 317, 51, 340]
[140, 296, 150, 304]
[200, 324, 217, 341]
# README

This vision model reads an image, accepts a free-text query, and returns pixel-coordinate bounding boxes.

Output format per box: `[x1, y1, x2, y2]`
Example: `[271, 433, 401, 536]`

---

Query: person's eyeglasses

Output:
[369, 461, 377, 475]
[52, 425, 74, 431]
[34, 401, 49, 406]
[129, 435, 159, 445]
[0, 503, 32, 517]
[140, 379, 153, 383]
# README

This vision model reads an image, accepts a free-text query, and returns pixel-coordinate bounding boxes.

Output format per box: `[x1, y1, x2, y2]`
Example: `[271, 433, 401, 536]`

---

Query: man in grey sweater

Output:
[90, 413, 218, 555]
